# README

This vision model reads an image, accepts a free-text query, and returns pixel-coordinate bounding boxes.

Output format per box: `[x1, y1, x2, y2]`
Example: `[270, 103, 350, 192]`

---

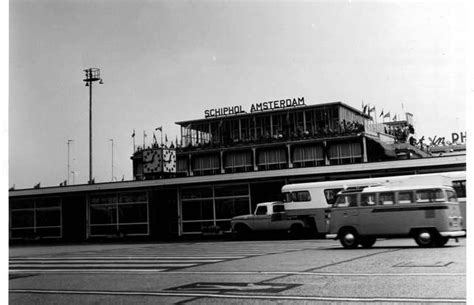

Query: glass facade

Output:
[10, 197, 62, 239]
[180, 184, 251, 233]
[328, 142, 362, 165]
[88, 191, 149, 237]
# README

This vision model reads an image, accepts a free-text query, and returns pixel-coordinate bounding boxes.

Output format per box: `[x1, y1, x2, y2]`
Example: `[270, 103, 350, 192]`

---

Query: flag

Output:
[379, 109, 384, 117]
[155, 126, 162, 132]
[131, 129, 135, 138]
[363, 104, 368, 114]
[383, 112, 390, 118]
[165, 134, 168, 143]
[393, 114, 397, 121]
[153, 132, 157, 143]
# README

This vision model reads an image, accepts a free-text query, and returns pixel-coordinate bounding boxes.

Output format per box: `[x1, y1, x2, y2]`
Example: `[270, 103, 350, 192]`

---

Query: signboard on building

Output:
[424, 131, 466, 147]
[204, 96, 306, 118]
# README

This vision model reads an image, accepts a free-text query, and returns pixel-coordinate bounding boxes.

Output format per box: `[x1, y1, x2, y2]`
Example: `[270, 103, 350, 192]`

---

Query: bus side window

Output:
[452, 180, 466, 198]
[378, 192, 394, 205]
[446, 190, 458, 202]
[282, 192, 291, 203]
[335, 194, 357, 207]
[324, 189, 342, 205]
[416, 190, 430, 203]
[361, 193, 376, 206]
[432, 189, 445, 202]
[398, 191, 413, 204]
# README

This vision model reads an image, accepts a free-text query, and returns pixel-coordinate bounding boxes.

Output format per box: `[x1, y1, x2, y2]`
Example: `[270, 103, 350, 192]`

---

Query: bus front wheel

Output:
[339, 229, 359, 249]
[414, 229, 436, 247]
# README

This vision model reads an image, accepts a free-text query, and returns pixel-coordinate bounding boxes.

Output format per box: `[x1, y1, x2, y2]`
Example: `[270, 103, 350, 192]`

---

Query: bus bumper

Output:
[326, 234, 338, 239]
[439, 231, 466, 237]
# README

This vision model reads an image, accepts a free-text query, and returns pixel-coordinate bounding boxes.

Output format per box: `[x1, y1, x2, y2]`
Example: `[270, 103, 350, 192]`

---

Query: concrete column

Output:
[362, 135, 368, 163]
[188, 154, 193, 176]
[252, 147, 258, 171]
[324, 141, 330, 166]
[287, 144, 293, 168]
[220, 150, 225, 174]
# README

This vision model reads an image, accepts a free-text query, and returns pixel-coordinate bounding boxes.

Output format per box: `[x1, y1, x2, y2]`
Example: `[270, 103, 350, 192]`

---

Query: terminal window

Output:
[88, 191, 149, 237]
[10, 197, 62, 239]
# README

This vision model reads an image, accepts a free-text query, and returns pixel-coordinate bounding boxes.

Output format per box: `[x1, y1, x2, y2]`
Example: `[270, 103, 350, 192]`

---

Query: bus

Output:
[281, 171, 466, 235]
[326, 184, 465, 248]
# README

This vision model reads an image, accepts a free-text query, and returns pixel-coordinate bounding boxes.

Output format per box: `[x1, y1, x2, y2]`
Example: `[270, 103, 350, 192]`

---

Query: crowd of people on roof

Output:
[383, 124, 430, 152]
[174, 120, 366, 152]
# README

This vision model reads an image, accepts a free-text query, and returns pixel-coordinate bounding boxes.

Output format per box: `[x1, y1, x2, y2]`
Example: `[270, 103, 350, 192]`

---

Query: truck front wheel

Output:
[233, 224, 251, 240]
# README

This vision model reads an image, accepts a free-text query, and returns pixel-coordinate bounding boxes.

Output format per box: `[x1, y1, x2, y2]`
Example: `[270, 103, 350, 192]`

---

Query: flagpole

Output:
[132, 130, 135, 153]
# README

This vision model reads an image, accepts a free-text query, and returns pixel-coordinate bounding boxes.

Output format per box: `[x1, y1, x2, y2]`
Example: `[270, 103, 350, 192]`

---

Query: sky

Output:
[8, 0, 469, 189]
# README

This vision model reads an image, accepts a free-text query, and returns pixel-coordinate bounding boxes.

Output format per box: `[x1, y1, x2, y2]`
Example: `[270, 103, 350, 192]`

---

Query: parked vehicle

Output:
[230, 202, 309, 238]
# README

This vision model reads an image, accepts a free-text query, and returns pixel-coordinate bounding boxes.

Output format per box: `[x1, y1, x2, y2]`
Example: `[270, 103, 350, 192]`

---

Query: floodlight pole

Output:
[83, 68, 103, 184]
[109, 139, 114, 181]
[67, 139, 73, 184]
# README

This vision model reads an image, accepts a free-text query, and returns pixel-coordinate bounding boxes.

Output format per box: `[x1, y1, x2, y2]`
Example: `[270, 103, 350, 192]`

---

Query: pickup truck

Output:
[230, 201, 308, 238]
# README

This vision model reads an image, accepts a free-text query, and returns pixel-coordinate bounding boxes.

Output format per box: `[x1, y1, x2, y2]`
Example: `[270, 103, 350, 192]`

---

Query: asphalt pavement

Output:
[9, 237, 467, 304]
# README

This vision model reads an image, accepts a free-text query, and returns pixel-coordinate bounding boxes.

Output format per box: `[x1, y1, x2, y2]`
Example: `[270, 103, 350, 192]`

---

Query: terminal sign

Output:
[204, 97, 305, 118]
[425, 131, 466, 146]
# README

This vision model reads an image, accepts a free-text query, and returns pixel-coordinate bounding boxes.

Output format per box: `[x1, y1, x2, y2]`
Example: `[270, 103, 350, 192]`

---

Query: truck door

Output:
[270, 204, 287, 230]
[251, 205, 270, 231]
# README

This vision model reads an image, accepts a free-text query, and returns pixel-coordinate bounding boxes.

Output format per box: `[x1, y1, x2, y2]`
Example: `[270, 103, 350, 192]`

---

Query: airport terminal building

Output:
[9, 98, 466, 242]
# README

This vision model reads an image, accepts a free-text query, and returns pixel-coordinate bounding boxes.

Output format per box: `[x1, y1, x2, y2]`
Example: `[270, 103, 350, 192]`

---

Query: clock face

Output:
[163, 149, 176, 173]
[143, 149, 162, 173]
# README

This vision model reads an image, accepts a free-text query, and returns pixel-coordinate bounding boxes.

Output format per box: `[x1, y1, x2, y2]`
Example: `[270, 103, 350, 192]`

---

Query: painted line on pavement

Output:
[10, 263, 198, 268]
[10, 259, 223, 263]
[8, 269, 465, 276]
[9, 288, 466, 303]
[10, 256, 244, 260]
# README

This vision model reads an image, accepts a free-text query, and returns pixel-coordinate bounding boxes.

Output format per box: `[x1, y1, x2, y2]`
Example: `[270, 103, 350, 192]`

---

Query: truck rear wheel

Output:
[289, 224, 304, 238]
[339, 228, 359, 249]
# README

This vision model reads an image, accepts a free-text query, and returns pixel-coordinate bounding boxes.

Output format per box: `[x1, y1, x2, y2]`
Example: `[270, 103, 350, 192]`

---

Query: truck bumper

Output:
[326, 234, 338, 239]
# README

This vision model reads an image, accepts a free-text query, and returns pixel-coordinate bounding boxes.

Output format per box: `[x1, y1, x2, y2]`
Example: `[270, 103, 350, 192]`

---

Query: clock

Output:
[143, 149, 162, 173]
[162, 149, 176, 173]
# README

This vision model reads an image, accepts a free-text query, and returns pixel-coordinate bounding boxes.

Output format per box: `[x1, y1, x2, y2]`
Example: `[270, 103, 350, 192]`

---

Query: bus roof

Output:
[351, 184, 454, 193]
[281, 171, 465, 192]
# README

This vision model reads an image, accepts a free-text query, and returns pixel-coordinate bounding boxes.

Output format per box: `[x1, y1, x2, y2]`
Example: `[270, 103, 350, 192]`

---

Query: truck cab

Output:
[231, 202, 306, 237]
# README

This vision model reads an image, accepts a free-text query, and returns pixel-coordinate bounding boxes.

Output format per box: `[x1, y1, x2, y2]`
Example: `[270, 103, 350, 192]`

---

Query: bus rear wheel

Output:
[434, 236, 449, 247]
[414, 229, 436, 247]
[339, 229, 359, 249]
[359, 236, 376, 248]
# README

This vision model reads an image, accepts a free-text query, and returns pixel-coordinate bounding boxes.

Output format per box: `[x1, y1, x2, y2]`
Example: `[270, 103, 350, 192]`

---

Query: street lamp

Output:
[83, 68, 103, 184]
[109, 138, 114, 181]
[67, 139, 74, 185]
